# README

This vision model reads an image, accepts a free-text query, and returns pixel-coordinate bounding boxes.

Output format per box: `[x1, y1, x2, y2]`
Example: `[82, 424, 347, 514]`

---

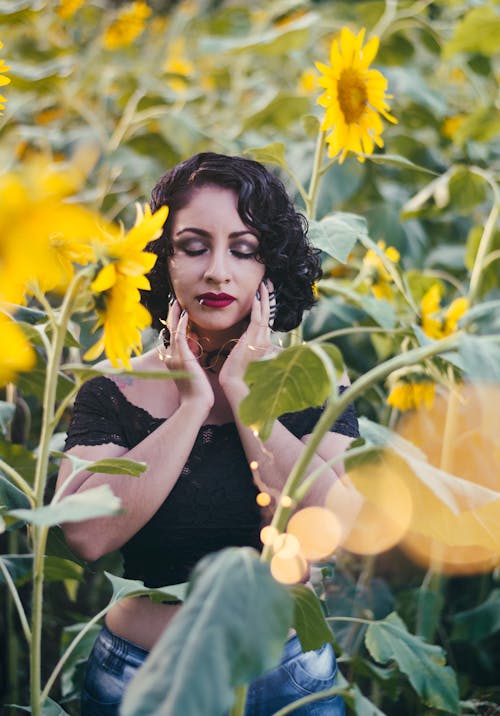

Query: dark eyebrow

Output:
[175, 227, 259, 240]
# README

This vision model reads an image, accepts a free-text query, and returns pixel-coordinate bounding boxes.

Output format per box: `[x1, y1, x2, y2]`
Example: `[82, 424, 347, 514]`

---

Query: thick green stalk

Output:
[261, 333, 460, 562]
[305, 130, 327, 219]
[30, 275, 85, 716]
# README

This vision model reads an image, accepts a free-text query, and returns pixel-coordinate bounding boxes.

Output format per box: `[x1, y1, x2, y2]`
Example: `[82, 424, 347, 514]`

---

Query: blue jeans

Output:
[81, 623, 345, 715]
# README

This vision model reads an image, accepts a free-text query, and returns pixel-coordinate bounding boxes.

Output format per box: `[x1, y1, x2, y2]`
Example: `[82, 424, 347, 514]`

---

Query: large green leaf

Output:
[121, 548, 293, 716]
[365, 612, 459, 712]
[291, 584, 333, 652]
[450, 589, 500, 643]
[8, 484, 122, 527]
[105, 572, 187, 605]
[239, 344, 343, 441]
[308, 212, 367, 263]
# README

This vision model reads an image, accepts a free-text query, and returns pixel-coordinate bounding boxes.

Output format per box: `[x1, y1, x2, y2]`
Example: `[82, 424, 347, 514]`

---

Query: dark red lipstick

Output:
[197, 292, 236, 308]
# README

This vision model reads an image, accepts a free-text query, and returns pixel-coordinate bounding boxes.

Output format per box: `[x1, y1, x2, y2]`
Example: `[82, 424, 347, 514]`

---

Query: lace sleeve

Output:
[64, 377, 129, 451]
[279, 386, 359, 439]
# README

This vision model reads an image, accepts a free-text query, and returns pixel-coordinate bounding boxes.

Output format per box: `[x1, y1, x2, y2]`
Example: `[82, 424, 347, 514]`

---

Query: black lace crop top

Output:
[64, 376, 359, 587]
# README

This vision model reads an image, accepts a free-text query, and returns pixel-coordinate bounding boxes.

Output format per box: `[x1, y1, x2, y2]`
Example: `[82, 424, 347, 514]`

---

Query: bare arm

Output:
[57, 304, 214, 562]
[219, 280, 362, 529]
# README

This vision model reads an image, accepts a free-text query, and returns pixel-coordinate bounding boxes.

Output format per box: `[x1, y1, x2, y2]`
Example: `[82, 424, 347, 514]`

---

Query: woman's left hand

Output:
[218, 279, 276, 395]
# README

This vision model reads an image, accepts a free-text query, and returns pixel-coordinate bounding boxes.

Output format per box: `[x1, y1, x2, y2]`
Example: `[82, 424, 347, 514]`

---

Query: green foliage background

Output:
[1, 0, 499, 714]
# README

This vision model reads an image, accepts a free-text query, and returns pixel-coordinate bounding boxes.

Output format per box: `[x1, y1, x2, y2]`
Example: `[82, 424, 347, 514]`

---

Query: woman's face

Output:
[167, 185, 265, 339]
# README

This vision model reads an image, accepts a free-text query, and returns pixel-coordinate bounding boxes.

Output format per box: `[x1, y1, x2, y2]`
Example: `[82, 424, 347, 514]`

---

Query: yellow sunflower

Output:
[0, 154, 106, 303]
[362, 240, 400, 300]
[387, 378, 435, 412]
[0, 41, 11, 113]
[102, 1, 152, 50]
[85, 204, 168, 369]
[0, 312, 36, 388]
[316, 27, 397, 163]
[421, 284, 469, 339]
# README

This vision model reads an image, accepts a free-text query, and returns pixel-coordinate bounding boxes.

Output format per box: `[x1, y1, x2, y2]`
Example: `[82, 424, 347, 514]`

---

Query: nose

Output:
[204, 246, 231, 284]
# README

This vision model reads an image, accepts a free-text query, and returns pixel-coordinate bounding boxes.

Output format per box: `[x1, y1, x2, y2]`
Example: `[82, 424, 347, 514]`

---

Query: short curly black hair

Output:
[142, 152, 321, 332]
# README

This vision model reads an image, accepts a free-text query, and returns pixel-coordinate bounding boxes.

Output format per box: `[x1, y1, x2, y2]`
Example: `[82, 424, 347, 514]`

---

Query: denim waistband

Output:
[99, 623, 302, 668]
[98, 623, 149, 667]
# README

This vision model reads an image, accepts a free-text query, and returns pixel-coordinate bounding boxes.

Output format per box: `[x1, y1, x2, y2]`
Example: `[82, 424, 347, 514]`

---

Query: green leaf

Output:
[0, 473, 31, 513]
[450, 589, 500, 643]
[0, 437, 36, 487]
[448, 169, 487, 214]
[200, 14, 316, 56]
[8, 484, 122, 527]
[308, 212, 367, 263]
[365, 612, 459, 712]
[0, 555, 33, 586]
[0, 401, 15, 436]
[105, 572, 187, 604]
[53, 452, 147, 478]
[11, 696, 71, 715]
[45, 556, 84, 583]
[121, 547, 293, 716]
[61, 364, 187, 381]
[319, 281, 396, 330]
[242, 92, 310, 133]
[365, 153, 438, 176]
[336, 670, 387, 715]
[239, 344, 343, 441]
[60, 623, 102, 699]
[291, 584, 333, 652]
[443, 6, 500, 58]
[244, 142, 287, 170]
[458, 335, 500, 383]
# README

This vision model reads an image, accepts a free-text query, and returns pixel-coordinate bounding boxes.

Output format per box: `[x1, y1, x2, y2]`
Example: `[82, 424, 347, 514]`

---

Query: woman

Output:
[58, 153, 359, 715]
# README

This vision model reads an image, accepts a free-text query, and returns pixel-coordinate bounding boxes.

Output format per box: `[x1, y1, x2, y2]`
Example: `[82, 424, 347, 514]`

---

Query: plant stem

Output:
[306, 130, 327, 219]
[229, 684, 248, 716]
[0, 558, 32, 645]
[41, 605, 110, 703]
[261, 333, 460, 561]
[30, 276, 85, 716]
[468, 200, 500, 305]
[0, 457, 35, 502]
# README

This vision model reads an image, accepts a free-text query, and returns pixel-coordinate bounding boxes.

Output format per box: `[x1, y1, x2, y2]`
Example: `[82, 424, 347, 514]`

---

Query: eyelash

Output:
[183, 248, 257, 260]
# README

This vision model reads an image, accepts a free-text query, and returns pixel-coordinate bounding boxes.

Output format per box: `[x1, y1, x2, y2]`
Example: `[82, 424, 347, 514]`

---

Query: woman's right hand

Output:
[163, 300, 214, 414]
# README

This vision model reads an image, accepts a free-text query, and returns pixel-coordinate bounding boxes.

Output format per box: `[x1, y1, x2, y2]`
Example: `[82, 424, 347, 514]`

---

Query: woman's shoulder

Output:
[80, 349, 177, 420]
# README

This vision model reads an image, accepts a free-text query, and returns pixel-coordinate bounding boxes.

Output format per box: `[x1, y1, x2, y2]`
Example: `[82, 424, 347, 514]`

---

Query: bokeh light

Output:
[396, 383, 500, 574]
[331, 453, 413, 555]
[286, 506, 342, 560]
[270, 551, 308, 584]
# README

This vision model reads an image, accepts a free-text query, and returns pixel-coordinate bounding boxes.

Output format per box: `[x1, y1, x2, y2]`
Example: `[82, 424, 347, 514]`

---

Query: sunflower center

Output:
[337, 68, 368, 123]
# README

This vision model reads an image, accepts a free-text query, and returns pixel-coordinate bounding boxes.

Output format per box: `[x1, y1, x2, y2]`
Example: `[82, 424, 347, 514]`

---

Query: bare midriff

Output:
[105, 598, 182, 651]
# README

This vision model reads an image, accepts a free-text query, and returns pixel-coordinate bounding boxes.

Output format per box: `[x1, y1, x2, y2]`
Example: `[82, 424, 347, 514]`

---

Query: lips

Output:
[197, 292, 236, 308]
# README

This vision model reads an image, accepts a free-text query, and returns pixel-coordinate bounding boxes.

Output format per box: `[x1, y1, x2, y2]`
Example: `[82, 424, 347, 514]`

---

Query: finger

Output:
[265, 279, 277, 328]
[166, 299, 181, 337]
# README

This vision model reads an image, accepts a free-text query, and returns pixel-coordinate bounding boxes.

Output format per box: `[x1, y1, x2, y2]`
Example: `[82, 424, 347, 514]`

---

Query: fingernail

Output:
[263, 278, 269, 288]
[256, 290, 261, 300]
[169, 296, 175, 306]
[180, 309, 186, 317]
